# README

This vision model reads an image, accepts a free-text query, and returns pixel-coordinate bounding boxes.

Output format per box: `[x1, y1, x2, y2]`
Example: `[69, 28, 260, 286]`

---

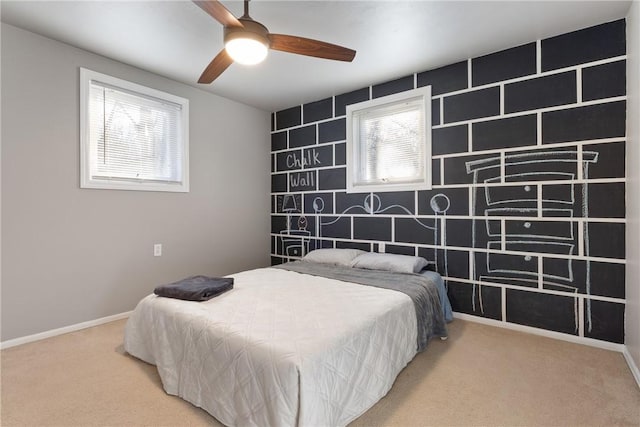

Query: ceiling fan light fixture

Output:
[225, 36, 268, 65]
[224, 19, 270, 65]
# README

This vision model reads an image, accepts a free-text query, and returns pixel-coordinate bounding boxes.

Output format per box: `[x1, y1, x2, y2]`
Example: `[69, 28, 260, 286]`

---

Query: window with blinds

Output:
[346, 86, 432, 193]
[80, 68, 189, 192]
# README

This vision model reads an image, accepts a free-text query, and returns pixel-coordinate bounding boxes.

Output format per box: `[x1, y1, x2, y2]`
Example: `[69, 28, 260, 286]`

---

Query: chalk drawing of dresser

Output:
[466, 150, 598, 330]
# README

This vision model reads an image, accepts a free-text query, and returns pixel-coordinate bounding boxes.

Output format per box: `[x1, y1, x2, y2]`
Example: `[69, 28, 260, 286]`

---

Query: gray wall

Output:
[625, 1, 640, 375]
[1, 24, 271, 341]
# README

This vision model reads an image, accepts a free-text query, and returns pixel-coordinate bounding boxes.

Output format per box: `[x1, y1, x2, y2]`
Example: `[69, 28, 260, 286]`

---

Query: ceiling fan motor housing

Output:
[224, 18, 270, 48]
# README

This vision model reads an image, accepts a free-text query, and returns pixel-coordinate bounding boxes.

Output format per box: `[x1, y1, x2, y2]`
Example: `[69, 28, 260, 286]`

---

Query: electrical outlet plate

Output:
[154, 244, 162, 257]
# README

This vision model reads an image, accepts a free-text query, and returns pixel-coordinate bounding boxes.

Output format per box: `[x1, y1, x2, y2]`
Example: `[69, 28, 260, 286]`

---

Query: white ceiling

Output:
[0, 0, 632, 112]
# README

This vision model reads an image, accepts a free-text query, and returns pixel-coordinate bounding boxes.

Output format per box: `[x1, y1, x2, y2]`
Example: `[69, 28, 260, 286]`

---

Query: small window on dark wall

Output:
[346, 86, 432, 193]
[80, 68, 189, 192]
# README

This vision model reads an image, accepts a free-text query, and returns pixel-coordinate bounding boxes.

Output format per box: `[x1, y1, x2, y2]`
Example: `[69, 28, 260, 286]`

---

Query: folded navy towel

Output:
[154, 276, 234, 301]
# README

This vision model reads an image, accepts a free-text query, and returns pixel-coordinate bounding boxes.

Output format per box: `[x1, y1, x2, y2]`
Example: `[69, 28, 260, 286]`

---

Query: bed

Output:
[124, 252, 451, 427]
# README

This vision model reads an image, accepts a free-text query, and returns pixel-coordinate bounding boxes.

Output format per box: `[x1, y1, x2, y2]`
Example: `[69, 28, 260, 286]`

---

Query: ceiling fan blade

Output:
[269, 34, 356, 62]
[193, 0, 243, 28]
[198, 49, 234, 84]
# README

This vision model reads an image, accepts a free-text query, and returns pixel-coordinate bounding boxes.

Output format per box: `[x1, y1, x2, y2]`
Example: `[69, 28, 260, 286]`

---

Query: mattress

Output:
[124, 266, 427, 426]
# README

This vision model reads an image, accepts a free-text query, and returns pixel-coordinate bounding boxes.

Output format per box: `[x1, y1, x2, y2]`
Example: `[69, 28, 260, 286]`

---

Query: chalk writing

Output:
[286, 149, 323, 169]
[290, 171, 315, 190]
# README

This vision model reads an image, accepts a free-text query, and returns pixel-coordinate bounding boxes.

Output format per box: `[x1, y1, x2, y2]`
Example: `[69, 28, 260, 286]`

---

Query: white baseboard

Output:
[0, 311, 132, 350]
[623, 347, 640, 389]
[453, 312, 625, 353]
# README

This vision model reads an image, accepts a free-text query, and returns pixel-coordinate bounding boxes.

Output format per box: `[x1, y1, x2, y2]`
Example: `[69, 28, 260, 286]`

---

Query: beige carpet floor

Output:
[1, 318, 639, 426]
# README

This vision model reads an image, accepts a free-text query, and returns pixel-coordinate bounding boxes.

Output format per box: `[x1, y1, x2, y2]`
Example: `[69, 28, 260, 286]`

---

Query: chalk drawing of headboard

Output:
[279, 192, 453, 277]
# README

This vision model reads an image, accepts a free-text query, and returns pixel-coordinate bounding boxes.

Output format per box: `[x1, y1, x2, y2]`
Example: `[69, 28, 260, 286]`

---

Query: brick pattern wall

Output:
[270, 20, 627, 344]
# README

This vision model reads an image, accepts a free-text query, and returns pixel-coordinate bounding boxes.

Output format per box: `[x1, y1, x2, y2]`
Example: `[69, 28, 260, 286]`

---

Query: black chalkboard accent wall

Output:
[270, 19, 627, 345]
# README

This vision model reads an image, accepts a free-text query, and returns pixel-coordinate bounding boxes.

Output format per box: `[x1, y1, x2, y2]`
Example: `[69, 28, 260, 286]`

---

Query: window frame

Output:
[79, 68, 190, 192]
[346, 86, 432, 193]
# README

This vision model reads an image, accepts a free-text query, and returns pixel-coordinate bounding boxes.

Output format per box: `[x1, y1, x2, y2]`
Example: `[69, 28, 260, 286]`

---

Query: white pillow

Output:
[302, 248, 366, 266]
[350, 252, 428, 273]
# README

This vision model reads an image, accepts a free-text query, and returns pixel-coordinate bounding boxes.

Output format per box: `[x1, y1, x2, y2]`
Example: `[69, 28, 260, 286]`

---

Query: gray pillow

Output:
[351, 252, 428, 273]
[302, 248, 366, 266]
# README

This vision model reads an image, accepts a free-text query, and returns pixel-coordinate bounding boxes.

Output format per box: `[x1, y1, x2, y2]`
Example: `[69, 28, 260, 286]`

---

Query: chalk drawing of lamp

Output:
[280, 195, 310, 258]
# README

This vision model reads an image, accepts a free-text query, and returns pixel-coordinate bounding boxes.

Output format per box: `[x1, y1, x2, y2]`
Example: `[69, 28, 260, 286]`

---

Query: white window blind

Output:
[80, 68, 189, 192]
[356, 101, 424, 185]
[346, 86, 432, 193]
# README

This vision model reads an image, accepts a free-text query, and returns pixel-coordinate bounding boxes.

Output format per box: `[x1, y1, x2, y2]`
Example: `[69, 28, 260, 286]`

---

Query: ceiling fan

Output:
[193, 0, 356, 84]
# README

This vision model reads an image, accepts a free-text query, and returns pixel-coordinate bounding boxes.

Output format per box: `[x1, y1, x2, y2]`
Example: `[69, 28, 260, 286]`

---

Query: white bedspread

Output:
[124, 267, 418, 427]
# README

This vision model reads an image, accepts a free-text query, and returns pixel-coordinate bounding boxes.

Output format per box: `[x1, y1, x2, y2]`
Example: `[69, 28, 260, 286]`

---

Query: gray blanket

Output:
[154, 276, 234, 301]
[274, 262, 447, 352]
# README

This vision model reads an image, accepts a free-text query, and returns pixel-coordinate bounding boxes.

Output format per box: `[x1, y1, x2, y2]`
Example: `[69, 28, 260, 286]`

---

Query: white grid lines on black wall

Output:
[269, 19, 627, 344]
